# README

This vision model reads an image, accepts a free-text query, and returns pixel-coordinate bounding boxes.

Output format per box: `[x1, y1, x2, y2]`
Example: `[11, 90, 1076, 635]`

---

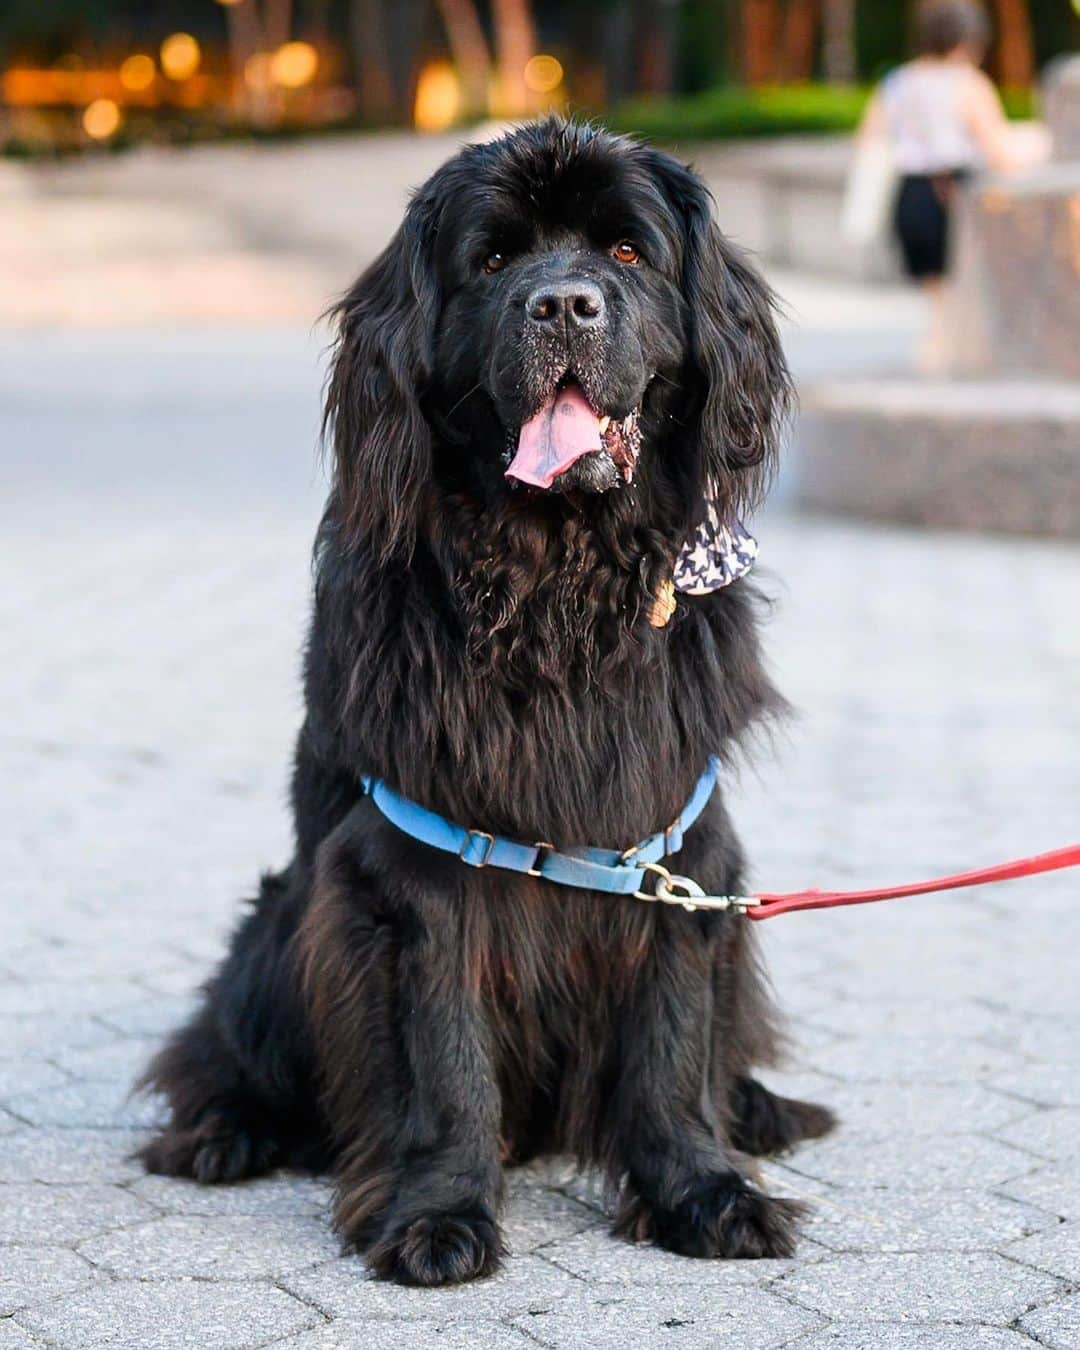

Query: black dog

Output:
[138, 119, 834, 1285]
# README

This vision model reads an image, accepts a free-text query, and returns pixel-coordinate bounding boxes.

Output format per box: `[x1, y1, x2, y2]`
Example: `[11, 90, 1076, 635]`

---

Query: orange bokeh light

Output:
[414, 62, 461, 133]
[119, 54, 156, 93]
[271, 41, 319, 90]
[82, 98, 121, 138]
[523, 54, 563, 95]
[160, 33, 200, 82]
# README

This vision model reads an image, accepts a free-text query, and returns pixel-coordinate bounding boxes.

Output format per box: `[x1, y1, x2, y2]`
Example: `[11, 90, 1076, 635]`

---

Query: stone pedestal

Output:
[799, 379, 1080, 537]
[944, 166, 1080, 380]
[1044, 55, 1080, 161]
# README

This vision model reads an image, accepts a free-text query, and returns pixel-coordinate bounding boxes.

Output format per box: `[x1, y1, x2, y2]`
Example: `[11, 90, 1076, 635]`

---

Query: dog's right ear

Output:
[323, 188, 441, 560]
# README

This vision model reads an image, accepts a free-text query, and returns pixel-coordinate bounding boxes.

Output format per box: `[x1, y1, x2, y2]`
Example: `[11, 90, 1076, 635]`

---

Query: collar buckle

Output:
[527, 842, 556, 878]
[460, 829, 496, 867]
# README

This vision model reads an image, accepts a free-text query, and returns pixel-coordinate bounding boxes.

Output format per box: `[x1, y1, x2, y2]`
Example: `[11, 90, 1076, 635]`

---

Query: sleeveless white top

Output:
[881, 62, 981, 175]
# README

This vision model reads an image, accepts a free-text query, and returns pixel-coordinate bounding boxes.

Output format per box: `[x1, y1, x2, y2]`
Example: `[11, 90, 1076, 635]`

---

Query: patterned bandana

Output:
[673, 500, 759, 596]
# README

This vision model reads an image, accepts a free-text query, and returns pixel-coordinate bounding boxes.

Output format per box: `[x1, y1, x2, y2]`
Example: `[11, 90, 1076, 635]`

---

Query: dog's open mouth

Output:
[505, 377, 640, 491]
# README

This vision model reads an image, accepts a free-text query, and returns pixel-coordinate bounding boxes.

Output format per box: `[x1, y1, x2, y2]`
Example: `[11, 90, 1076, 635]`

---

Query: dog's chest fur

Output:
[307, 504, 775, 855]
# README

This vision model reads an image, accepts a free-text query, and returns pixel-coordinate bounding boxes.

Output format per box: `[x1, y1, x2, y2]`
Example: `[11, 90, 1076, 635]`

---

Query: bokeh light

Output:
[271, 41, 319, 90]
[523, 55, 564, 96]
[119, 54, 156, 93]
[243, 53, 274, 93]
[413, 62, 461, 133]
[82, 98, 121, 139]
[160, 34, 201, 82]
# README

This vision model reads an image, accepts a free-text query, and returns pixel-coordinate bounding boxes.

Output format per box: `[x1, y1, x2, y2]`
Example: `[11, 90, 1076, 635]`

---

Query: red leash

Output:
[745, 842, 1080, 921]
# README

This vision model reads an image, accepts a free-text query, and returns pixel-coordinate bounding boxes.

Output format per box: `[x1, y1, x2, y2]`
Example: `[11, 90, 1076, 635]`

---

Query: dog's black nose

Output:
[526, 280, 605, 330]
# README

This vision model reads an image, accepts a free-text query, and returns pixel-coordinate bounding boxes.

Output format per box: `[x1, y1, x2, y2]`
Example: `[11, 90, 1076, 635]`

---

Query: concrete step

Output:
[797, 376, 1080, 538]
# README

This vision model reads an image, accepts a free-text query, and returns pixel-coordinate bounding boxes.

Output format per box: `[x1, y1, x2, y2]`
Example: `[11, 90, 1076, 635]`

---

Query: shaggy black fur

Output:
[137, 119, 834, 1285]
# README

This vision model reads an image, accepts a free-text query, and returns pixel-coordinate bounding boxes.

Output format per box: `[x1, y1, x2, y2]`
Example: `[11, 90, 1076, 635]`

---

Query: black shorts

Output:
[894, 171, 969, 280]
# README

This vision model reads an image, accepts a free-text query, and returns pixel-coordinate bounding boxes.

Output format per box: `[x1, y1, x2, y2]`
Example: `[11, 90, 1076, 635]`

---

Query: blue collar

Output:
[360, 757, 720, 897]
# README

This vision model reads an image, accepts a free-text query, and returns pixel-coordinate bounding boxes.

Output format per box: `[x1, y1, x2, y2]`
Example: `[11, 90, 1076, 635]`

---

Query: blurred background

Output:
[1, 0, 1076, 150]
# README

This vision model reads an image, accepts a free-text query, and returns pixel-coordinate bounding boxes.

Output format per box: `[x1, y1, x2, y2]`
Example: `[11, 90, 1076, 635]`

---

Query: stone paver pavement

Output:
[2, 205, 1077, 1348]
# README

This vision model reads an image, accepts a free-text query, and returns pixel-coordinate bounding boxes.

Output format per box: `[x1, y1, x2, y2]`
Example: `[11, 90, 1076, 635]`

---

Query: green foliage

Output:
[608, 78, 1035, 144]
[1000, 86, 1034, 120]
[607, 83, 874, 142]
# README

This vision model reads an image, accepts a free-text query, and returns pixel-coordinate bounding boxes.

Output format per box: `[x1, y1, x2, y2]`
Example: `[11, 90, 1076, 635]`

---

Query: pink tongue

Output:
[505, 383, 603, 489]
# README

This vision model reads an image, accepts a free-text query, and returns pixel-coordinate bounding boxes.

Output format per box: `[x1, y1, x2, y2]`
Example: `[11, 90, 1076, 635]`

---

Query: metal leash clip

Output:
[633, 861, 760, 913]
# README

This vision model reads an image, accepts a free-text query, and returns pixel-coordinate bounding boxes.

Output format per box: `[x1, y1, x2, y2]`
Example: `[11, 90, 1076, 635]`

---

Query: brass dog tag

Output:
[648, 578, 677, 628]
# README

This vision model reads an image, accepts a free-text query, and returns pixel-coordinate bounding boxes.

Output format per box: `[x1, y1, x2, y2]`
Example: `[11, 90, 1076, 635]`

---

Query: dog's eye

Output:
[483, 252, 508, 274]
[611, 240, 640, 265]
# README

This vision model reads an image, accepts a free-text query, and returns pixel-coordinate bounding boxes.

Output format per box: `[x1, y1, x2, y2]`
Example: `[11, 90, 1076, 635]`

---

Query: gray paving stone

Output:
[0, 1184, 156, 1245]
[3, 1078, 164, 1131]
[78, 1213, 339, 1280]
[794, 1326, 1036, 1348]
[0, 1059, 72, 1101]
[51, 1038, 157, 1085]
[775, 1251, 1065, 1323]
[0, 981, 147, 1020]
[0, 1246, 99, 1315]
[539, 1224, 810, 1288]
[0, 1013, 119, 1059]
[14, 1278, 319, 1349]
[519, 1158, 606, 1214]
[790, 1080, 1033, 1138]
[805, 1033, 1029, 1084]
[0, 1129, 143, 1184]
[512, 1284, 824, 1348]
[811, 996, 1015, 1043]
[989, 1064, 1080, 1109]
[786, 1132, 1041, 1191]
[275, 1323, 533, 1349]
[93, 996, 201, 1042]
[803, 1187, 1056, 1253]
[501, 1176, 602, 1253]
[1005, 1219, 1080, 1280]
[1019, 1290, 1080, 1349]
[998, 1168, 1080, 1222]
[993, 1107, 1080, 1163]
[282, 1251, 581, 1323]
[0, 1322, 40, 1348]
[130, 1172, 332, 1219]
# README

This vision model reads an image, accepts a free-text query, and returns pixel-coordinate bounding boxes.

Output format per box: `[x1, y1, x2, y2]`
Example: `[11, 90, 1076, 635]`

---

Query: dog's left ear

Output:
[323, 183, 442, 560]
[650, 152, 793, 511]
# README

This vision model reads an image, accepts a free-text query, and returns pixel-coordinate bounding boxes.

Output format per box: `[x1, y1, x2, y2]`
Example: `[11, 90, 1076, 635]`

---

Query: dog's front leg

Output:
[611, 908, 803, 1260]
[302, 830, 504, 1286]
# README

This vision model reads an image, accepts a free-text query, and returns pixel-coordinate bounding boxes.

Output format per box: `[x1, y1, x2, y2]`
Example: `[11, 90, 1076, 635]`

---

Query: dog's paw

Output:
[730, 1077, 838, 1157]
[615, 1173, 804, 1260]
[366, 1207, 504, 1286]
[136, 1114, 280, 1184]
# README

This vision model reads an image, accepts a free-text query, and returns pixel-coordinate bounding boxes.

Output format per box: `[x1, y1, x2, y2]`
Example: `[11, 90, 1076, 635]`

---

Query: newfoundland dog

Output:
[138, 118, 834, 1285]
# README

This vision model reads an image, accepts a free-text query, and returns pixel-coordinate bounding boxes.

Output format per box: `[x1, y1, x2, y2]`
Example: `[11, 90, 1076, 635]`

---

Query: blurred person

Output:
[854, 0, 1048, 366]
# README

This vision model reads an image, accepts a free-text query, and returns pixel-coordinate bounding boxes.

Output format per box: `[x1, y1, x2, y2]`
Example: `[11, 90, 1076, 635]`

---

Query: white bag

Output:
[842, 141, 898, 247]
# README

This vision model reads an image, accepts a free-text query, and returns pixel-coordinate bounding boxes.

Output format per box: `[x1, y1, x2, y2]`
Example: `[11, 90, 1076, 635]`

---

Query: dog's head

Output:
[326, 119, 791, 557]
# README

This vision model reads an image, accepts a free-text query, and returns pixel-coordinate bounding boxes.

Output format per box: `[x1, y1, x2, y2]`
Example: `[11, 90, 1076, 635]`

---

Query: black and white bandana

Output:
[673, 501, 758, 596]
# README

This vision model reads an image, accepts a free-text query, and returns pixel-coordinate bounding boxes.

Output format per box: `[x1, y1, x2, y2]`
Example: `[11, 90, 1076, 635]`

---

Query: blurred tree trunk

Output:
[225, 0, 261, 101]
[491, 0, 537, 114]
[606, 0, 637, 104]
[435, 0, 493, 114]
[742, 0, 780, 85]
[781, 0, 819, 81]
[635, 0, 677, 96]
[821, 0, 855, 82]
[264, 0, 293, 52]
[224, 0, 295, 123]
[992, 0, 1034, 88]
[349, 0, 395, 121]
